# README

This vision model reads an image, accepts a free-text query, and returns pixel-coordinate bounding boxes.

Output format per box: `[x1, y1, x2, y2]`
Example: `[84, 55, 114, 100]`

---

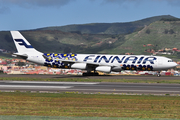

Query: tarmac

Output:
[0, 74, 179, 95]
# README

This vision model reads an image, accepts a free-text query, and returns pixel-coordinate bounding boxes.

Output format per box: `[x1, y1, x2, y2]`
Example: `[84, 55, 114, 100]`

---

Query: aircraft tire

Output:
[83, 73, 87, 76]
[83, 72, 99, 76]
[157, 73, 161, 77]
[94, 72, 99, 76]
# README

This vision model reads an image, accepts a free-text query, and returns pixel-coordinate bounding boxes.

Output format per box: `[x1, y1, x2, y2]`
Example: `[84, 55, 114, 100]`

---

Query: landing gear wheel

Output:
[157, 71, 161, 77]
[157, 74, 161, 77]
[94, 72, 99, 76]
[82, 72, 99, 76]
[83, 73, 87, 76]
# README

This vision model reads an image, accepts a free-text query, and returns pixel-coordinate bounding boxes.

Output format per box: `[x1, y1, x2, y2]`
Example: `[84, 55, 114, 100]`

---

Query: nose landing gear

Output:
[157, 71, 161, 77]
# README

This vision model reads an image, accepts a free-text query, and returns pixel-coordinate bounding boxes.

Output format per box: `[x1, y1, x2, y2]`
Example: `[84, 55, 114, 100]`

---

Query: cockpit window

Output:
[168, 60, 173, 62]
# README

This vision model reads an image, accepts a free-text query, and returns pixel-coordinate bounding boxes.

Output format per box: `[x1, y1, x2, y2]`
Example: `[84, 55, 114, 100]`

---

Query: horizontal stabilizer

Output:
[12, 53, 28, 59]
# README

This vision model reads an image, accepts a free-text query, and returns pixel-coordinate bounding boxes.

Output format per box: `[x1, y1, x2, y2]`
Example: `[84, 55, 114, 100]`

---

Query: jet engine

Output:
[95, 66, 111, 73]
[71, 63, 87, 70]
[111, 66, 122, 72]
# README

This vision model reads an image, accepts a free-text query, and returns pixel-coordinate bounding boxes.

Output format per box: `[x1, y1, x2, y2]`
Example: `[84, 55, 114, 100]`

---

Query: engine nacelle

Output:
[95, 66, 111, 73]
[71, 63, 87, 70]
[111, 66, 122, 72]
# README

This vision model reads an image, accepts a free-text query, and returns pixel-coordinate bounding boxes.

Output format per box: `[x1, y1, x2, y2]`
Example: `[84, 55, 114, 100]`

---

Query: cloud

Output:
[0, 0, 76, 8]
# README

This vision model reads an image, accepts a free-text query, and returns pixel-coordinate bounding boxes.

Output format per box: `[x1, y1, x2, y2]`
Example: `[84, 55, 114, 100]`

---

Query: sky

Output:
[0, 0, 180, 31]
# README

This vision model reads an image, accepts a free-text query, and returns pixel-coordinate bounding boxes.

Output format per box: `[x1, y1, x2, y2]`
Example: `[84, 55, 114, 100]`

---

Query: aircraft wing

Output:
[61, 59, 115, 67]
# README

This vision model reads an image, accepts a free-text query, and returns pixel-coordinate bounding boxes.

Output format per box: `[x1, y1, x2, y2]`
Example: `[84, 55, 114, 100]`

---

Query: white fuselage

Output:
[26, 53, 177, 72]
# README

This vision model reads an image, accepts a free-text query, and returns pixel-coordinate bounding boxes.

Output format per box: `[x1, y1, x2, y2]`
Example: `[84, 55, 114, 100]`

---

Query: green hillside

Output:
[118, 21, 180, 54]
[36, 15, 175, 34]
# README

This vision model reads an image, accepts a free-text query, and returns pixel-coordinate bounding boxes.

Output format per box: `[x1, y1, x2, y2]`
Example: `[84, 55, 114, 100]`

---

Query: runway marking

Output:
[67, 89, 180, 93]
[110, 86, 180, 89]
[0, 85, 73, 89]
[3, 81, 99, 85]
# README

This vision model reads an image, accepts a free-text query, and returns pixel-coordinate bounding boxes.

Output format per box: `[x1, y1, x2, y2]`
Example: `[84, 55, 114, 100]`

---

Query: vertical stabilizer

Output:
[10, 31, 41, 54]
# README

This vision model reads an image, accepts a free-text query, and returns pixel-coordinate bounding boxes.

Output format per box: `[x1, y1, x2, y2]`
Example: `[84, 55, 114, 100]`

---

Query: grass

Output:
[0, 76, 180, 84]
[0, 116, 179, 120]
[0, 92, 179, 119]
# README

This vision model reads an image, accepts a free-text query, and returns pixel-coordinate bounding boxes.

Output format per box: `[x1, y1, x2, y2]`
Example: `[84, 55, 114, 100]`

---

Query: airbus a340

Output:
[10, 31, 177, 76]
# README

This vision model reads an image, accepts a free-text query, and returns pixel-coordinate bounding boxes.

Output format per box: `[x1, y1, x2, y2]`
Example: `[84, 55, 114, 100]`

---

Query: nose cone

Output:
[173, 62, 178, 67]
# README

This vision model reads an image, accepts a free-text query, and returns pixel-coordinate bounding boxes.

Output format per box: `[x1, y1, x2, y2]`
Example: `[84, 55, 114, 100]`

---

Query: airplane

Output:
[10, 31, 177, 77]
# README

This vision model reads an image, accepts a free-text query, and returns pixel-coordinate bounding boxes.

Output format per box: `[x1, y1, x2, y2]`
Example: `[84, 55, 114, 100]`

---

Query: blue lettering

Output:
[98, 56, 113, 63]
[137, 57, 144, 64]
[94, 56, 100, 62]
[83, 56, 90, 62]
[142, 57, 157, 64]
[111, 56, 125, 63]
[83, 55, 95, 62]
[124, 56, 138, 63]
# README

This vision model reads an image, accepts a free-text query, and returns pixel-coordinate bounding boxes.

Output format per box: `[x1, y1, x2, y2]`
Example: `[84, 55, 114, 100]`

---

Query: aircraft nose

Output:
[173, 62, 178, 67]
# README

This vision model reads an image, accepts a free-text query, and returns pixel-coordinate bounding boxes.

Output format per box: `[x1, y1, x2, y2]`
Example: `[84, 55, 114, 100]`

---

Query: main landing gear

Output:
[83, 68, 100, 76]
[157, 71, 161, 77]
[83, 71, 99, 76]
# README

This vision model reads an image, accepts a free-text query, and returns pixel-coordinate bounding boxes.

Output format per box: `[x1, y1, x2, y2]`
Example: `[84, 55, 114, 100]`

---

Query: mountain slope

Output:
[37, 15, 176, 34]
[106, 20, 180, 55]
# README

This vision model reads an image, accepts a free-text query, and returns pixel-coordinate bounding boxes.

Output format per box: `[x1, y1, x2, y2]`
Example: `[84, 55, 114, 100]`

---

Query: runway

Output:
[0, 80, 180, 95]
